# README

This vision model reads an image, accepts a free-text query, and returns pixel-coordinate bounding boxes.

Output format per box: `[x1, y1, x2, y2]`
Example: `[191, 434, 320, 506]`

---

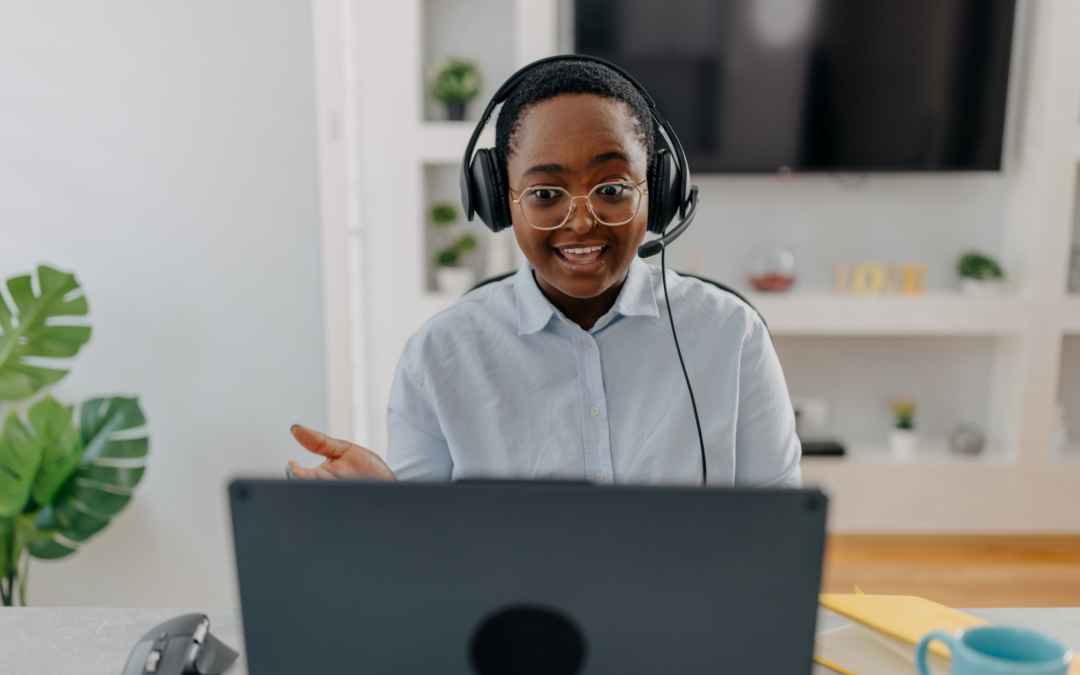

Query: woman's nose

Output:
[564, 198, 595, 234]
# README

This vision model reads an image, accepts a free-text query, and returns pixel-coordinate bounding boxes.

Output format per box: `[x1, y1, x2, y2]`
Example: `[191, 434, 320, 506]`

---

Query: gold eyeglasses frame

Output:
[508, 178, 649, 231]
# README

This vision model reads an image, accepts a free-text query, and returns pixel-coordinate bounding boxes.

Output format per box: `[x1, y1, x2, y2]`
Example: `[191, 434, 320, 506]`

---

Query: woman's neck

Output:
[534, 271, 626, 331]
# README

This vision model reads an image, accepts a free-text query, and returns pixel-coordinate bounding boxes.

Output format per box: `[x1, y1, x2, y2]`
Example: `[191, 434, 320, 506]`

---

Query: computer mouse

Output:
[121, 613, 238, 675]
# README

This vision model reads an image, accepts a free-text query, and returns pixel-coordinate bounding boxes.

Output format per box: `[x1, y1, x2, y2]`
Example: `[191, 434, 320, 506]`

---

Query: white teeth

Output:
[562, 245, 604, 254]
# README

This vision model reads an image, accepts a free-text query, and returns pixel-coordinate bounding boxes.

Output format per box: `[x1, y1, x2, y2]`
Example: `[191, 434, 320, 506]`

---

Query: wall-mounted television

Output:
[574, 0, 1016, 173]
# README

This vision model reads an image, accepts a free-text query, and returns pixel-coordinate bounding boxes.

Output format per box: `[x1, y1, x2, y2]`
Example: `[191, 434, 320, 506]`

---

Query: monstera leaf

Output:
[0, 266, 91, 401]
[30, 396, 147, 559]
[0, 394, 147, 562]
[0, 412, 42, 518]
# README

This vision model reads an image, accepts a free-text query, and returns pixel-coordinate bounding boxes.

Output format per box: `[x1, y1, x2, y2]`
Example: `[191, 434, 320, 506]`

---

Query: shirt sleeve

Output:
[734, 319, 803, 488]
[386, 351, 454, 481]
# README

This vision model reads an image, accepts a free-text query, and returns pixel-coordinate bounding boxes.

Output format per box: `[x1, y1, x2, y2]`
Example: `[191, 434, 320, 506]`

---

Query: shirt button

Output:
[589, 406, 599, 416]
[594, 472, 604, 482]
[582, 339, 591, 348]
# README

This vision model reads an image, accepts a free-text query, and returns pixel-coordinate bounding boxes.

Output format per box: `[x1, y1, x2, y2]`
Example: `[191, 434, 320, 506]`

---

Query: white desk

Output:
[1, 606, 1077, 674]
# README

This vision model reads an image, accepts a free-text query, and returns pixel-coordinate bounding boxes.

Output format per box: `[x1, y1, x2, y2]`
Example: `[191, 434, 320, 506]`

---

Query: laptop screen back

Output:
[230, 480, 826, 674]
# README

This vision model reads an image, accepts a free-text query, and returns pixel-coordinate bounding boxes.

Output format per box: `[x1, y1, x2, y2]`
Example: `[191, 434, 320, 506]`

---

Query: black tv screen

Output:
[575, 0, 1016, 172]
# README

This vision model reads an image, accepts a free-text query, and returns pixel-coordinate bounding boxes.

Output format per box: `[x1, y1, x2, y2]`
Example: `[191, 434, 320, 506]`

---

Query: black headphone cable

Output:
[660, 248, 707, 486]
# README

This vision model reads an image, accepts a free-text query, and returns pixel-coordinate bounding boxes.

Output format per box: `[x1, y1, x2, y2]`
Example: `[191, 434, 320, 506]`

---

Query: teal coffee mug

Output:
[916, 625, 1073, 675]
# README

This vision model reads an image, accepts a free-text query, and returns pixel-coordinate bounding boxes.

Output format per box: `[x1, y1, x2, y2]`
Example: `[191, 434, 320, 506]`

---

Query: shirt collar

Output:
[514, 257, 659, 336]
[514, 264, 556, 335]
[610, 257, 660, 320]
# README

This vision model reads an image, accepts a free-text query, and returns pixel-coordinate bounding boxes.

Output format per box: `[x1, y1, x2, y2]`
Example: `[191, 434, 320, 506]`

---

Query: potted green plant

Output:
[430, 58, 481, 121]
[888, 399, 918, 461]
[957, 252, 1004, 296]
[430, 202, 478, 295]
[0, 265, 148, 606]
[436, 235, 479, 296]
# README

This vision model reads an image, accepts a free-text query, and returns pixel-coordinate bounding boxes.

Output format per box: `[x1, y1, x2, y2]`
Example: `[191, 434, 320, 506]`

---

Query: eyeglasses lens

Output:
[520, 182, 641, 230]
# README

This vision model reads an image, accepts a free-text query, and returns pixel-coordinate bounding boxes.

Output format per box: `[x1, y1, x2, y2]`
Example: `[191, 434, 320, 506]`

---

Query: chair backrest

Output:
[469, 272, 767, 330]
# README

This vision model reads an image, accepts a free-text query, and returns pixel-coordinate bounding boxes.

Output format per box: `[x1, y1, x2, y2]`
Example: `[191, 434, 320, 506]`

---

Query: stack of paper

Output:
[815, 594, 988, 675]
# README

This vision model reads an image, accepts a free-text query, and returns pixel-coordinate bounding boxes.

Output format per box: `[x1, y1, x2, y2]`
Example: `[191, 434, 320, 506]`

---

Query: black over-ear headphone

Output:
[459, 55, 700, 259]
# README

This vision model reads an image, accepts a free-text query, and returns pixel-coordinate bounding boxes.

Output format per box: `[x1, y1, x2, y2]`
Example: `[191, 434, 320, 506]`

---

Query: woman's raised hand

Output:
[288, 425, 397, 481]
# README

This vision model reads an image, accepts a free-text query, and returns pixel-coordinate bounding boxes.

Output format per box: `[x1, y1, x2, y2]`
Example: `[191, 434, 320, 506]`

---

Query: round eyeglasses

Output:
[508, 179, 648, 231]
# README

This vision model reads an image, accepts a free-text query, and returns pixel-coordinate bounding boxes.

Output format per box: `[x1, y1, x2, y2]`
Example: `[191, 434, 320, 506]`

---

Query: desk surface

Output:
[1, 606, 1078, 674]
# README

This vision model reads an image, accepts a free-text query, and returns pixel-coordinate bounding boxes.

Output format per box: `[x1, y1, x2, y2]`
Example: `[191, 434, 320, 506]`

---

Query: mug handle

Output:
[916, 631, 955, 675]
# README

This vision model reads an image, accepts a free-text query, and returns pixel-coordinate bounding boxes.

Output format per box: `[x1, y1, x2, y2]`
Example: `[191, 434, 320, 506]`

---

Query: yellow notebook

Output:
[814, 594, 1080, 675]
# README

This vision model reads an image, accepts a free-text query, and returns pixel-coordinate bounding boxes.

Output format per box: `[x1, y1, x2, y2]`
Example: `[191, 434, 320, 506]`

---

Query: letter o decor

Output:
[851, 262, 887, 296]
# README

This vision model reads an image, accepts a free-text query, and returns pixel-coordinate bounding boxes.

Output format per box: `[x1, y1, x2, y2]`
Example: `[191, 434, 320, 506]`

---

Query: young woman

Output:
[289, 60, 801, 487]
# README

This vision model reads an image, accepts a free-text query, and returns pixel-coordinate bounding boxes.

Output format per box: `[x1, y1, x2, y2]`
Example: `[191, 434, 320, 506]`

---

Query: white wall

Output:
[0, 0, 325, 607]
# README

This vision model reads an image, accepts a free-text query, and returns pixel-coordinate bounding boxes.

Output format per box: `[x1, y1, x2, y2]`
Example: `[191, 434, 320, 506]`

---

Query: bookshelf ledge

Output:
[800, 442, 1015, 465]
[747, 293, 1031, 336]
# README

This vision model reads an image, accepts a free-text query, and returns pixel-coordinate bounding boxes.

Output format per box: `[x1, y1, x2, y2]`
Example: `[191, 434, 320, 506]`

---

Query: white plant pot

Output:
[960, 277, 1002, 297]
[888, 429, 919, 461]
[436, 266, 475, 297]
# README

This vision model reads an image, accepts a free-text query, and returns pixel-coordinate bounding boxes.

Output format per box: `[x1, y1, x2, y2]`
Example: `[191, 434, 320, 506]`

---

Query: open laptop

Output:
[229, 480, 826, 674]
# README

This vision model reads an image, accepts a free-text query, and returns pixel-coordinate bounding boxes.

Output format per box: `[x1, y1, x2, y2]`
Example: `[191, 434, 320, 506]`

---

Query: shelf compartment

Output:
[423, 163, 520, 294]
[775, 335, 1016, 463]
[421, 0, 514, 122]
[423, 163, 491, 292]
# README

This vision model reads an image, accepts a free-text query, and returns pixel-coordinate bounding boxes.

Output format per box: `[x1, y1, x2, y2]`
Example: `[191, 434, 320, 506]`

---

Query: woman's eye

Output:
[597, 184, 628, 198]
[528, 188, 562, 201]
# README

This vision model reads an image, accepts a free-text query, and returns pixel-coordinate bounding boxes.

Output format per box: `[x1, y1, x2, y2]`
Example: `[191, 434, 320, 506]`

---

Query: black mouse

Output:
[122, 614, 238, 675]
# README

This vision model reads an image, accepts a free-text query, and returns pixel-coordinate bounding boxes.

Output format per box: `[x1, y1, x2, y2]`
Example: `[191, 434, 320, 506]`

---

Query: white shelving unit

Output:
[312, 0, 1080, 532]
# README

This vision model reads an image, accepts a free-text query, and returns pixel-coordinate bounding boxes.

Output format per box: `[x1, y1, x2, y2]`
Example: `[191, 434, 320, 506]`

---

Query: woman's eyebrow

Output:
[522, 162, 565, 177]
[522, 152, 632, 178]
[586, 151, 631, 168]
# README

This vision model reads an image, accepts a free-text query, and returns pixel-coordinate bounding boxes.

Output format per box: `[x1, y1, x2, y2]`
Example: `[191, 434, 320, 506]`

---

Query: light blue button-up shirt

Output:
[387, 257, 802, 487]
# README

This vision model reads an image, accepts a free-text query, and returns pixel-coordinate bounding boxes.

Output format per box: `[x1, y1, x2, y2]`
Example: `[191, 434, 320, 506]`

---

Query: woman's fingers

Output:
[288, 461, 322, 480]
[288, 459, 343, 480]
[291, 424, 355, 460]
[287, 426, 397, 481]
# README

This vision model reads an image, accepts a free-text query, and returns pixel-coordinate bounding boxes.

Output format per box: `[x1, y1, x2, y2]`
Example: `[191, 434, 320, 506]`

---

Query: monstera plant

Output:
[0, 265, 147, 606]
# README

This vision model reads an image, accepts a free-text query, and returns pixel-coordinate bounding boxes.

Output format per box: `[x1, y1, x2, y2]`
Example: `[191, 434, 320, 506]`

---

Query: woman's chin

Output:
[541, 264, 624, 300]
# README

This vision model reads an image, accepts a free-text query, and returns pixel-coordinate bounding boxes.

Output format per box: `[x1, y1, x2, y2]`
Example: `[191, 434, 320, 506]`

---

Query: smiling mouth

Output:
[554, 244, 609, 267]
[553, 245, 610, 272]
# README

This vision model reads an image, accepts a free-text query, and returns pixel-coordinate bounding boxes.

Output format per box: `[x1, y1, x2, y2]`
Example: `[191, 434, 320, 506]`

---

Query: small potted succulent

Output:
[430, 203, 478, 295]
[888, 399, 918, 461]
[958, 252, 1004, 296]
[430, 58, 481, 121]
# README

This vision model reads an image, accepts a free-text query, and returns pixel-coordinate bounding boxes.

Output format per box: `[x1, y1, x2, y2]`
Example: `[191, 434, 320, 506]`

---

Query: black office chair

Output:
[469, 271, 767, 330]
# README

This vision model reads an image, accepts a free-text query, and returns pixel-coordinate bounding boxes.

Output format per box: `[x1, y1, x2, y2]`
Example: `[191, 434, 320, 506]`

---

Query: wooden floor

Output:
[821, 535, 1080, 607]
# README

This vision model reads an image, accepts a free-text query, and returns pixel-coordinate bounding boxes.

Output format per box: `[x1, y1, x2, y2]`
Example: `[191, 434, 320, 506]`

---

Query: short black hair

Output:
[494, 59, 655, 166]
